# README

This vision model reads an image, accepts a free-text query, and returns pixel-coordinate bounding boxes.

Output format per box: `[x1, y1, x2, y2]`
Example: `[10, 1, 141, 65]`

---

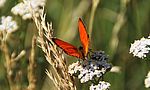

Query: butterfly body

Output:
[52, 18, 89, 60]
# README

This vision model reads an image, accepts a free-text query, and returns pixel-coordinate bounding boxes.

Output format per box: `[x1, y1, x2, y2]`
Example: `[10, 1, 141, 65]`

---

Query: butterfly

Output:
[52, 18, 89, 59]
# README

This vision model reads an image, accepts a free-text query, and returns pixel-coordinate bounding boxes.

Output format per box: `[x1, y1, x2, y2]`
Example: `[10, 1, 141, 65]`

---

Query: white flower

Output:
[90, 81, 111, 90]
[0, 0, 6, 8]
[145, 71, 150, 88]
[11, 0, 46, 20]
[0, 16, 18, 33]
[68, 60, 108, 83]
[68, 61, 82, 75]
[129, 37, 150, 59]
[68, 51, 111, 83]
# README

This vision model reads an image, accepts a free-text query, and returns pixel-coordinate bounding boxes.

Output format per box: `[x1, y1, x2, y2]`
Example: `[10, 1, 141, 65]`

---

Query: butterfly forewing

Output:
[52, 38, 82, 58]
[78, 18, 89, 56]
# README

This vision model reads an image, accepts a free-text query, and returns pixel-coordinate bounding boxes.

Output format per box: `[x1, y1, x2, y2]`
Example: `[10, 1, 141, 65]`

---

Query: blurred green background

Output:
[1, 0, 150, 90]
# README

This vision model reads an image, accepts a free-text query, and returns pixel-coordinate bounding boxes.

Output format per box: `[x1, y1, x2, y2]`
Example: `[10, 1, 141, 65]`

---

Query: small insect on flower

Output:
[52, 18, 89, 60]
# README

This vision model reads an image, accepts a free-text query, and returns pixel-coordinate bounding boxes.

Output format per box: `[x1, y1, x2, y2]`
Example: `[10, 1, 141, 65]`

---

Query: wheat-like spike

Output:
[32, 8, 76, 90]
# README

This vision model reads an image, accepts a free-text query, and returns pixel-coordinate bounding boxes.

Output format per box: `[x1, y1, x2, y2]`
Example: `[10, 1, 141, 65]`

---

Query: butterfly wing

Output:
[78, 18, 89, 56]
[52, 38, 82, 58]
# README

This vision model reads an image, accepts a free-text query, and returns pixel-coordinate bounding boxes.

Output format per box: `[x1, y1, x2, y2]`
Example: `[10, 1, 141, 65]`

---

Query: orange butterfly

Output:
[52, 18, 89, 59]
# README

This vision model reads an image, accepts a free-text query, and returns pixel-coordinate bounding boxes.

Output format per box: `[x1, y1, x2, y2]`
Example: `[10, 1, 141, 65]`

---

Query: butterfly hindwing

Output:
[78, 18, 89, 56]
[52, 38, 82, 58]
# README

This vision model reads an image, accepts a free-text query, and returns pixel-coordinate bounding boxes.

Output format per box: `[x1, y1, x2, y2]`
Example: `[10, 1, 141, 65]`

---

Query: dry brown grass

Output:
[32, 8, 76, 90]
[27, 36, 37, 90]
[0, 32, 26, 90]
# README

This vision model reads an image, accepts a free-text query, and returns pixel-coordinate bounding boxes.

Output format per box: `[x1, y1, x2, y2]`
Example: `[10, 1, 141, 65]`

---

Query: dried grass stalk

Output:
[32, 8, 76, 90]
[27, 35, 37, 90]
[0, 39, 26, 90]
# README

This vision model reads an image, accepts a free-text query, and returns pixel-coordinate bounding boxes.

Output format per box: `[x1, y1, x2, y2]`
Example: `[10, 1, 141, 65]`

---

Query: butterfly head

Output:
[78, 46, 89, 60]
[78, 46, 83, 50]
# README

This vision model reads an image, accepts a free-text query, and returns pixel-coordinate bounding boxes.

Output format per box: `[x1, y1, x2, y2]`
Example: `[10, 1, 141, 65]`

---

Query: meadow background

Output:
[0, 0, 150, 90]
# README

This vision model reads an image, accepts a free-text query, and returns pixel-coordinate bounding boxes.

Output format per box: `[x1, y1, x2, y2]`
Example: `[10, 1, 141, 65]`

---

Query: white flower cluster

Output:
[68, 61, 81, 75]
[68, 60, 108, 83]
[11, 0, 46, 20]
[0, 16, 18, 33]
[145, 71, 150, 88]
[129, 37, 150, 59]
[68, 51, 111, 90]
[0, 0, 6, 8]
[90, 81, 110, 90]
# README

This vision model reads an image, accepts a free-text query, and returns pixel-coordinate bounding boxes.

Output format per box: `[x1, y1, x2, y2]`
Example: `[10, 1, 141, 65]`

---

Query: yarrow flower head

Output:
[129, 36, 150, 59]
[145, 71, 150, 88]
[68, 51, 112, 90]
[0, 16, 18, 33]
[11, 0, 46, 20]
[90, 81, 110, 90]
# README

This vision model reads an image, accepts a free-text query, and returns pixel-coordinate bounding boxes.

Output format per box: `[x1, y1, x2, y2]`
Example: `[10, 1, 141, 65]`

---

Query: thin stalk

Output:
[88, 0, 100, 39]
[27, 35, 37, 90]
